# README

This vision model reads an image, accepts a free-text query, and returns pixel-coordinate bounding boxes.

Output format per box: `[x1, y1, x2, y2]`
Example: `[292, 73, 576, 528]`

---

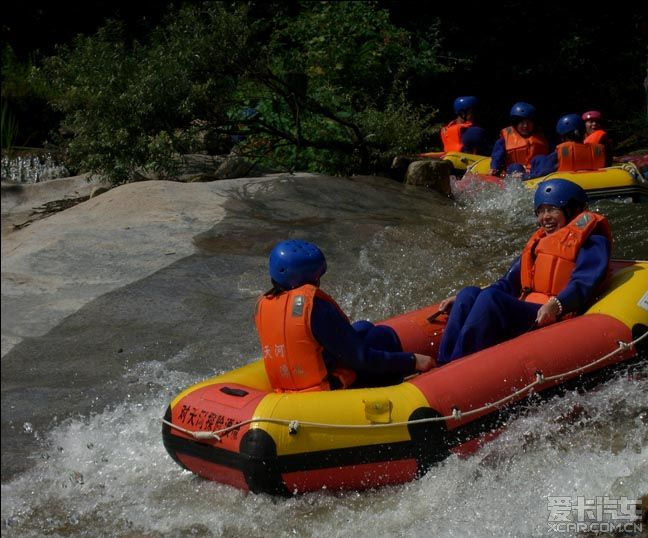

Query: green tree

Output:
[1, 46, 54, 149]
[238, 1, 442, 173]
[40, 3, 251, 183]
[38, 1, 444, 183]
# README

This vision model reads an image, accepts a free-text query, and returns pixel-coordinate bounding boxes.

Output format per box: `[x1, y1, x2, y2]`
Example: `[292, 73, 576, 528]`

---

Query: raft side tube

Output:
[250, 382, 430, 455]
[409, 314, 635, 430]
[463, 162, 648, 201]
[170, 361, 273, 408]
[378, 302, 446, 359]
[586, 261, 648, 330]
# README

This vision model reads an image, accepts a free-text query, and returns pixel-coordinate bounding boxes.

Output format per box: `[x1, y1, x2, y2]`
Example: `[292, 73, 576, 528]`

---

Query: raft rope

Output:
[621, 161, 648, 184]
[162, 331, 647, 442]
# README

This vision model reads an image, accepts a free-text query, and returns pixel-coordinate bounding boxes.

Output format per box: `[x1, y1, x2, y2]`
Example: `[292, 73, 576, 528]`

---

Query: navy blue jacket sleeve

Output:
[602, 135, 614, 166]
[461, 126, 490, 155]
[311, 299, 416, 376]
[489, 138, 506, 173]
[556, 234, 610, 314]
[528, 152, 557, 179]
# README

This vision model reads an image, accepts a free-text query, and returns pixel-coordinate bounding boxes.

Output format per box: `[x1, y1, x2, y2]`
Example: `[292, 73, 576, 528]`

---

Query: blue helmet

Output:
[269, 240, 327, 290]
[510, 102, 536, 120]
[556, 114, 585, 137]
[534, 179, 588, 213]
[454, 96, 479, 115]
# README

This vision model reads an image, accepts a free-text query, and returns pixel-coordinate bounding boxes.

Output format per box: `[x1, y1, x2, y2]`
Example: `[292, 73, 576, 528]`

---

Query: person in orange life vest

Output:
[488, 102, 550, 177]
[440, 96, 487, 153]
[528, 114, 606, 178]
[436, 179, 611, 365]
[582, 110, 613, 166]
[255, 240, 434, 392]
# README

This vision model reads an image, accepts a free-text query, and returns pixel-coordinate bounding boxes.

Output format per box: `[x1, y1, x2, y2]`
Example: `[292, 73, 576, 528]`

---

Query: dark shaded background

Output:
[387, 1, 648, 143]
[2, 0, 647, 149]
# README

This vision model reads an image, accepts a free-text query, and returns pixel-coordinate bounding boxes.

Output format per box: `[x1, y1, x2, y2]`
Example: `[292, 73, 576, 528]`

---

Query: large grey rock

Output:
[390, 155, 413, 182]
[1, 175, 109, 235]
[215, 154, 257, 179]
[1, 177, 238, 356]
[404, 159, 452, 195]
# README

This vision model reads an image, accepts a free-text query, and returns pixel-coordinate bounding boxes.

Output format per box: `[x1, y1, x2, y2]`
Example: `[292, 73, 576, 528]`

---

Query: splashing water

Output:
[2, 359, 646, 538]
[1, 152, 70, 183]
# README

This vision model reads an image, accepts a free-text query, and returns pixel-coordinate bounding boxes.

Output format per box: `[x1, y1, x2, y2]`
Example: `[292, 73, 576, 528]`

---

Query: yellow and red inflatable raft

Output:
[449, 153, 648, 201]
[163, 260, 648, 495]
[418, 150, 486, 172]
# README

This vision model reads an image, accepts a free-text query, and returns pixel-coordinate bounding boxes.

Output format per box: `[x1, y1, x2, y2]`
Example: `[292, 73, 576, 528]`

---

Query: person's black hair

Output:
[264, 279, 286, 297]
[562, 199, 587, 222]
[263, 278, 321, 297]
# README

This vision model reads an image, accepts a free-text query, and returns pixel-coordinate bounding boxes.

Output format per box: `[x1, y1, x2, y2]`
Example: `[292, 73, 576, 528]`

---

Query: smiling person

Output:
[436, 179, 611, 364]
[582, 110, 613, 166]
[488, 102, 550, 177]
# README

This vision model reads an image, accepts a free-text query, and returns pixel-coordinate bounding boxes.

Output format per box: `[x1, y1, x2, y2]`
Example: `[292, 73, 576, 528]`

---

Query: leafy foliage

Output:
[1, 46, 54, 149]
[34, 1, 442, 183]
[232, 1, 442, 175]
[40, 4, 251, 183]
[1, 99, 18, 149]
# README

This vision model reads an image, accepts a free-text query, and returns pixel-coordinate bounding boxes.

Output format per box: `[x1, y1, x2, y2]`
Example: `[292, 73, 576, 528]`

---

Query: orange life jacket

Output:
[501, 126, 549, 169]
[583, 129, 608, 146]
[254, 284, 356, 392]
[556, 141, 606, 171]
[519, 212, 611, 306]
[441, 120, 472, 152]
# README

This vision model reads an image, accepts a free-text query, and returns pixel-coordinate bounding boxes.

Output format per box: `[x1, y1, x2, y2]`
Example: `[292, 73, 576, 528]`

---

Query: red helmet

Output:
[582, 110, 603, 121]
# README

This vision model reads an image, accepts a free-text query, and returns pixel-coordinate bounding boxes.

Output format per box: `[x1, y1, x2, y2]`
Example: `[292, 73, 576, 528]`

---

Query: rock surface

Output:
[0, 174, 280, 357]
[404, 159, 452, 195]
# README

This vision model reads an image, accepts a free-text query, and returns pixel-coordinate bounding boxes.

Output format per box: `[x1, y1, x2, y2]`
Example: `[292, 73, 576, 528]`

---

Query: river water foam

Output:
[2, 355, 646, 537]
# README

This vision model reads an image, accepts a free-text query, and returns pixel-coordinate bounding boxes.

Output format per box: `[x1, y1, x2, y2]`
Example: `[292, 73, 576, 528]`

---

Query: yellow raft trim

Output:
[467, 155, 493, 174]
[252, 379, 430, 455]
[465, 157, 644, 193]
[170, 360, 272, 408]
[170, 360, 431, 455]
[585, 261, 648, 329]
[525, 165, 641, 190]
[441, 151, 487, 171]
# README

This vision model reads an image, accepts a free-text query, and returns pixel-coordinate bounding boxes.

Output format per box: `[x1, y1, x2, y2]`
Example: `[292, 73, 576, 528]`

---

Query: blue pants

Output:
[437, 286, 541, 365]
[352, 320, 402, 352]
[351, 320, 404, 387]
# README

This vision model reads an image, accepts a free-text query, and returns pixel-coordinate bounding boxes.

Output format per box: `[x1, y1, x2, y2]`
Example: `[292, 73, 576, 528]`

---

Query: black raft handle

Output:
[220, 386, 249, 397]
[427, 310, 444, 323]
